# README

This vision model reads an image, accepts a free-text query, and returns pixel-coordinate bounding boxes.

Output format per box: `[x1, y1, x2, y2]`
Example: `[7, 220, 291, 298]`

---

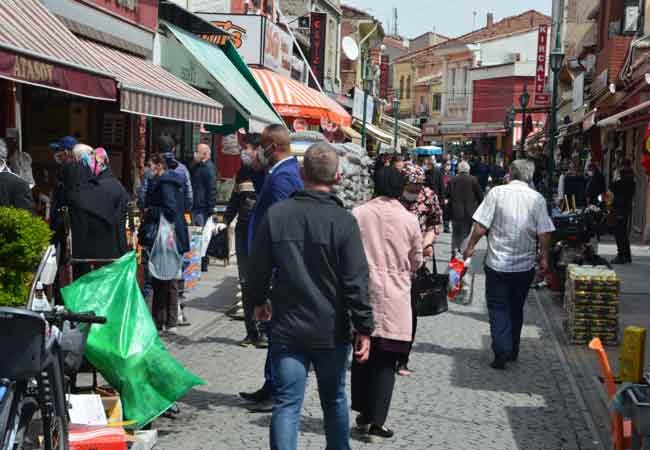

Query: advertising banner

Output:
[309, 12, 326, 89]
[534, 24, 549, 106]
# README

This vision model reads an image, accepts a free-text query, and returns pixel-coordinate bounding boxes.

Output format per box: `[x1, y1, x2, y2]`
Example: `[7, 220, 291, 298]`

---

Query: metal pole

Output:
[548, 74, 559, 202]
[394, 94, 400, 153]
[361, 52, 369, 150]
[520, 106, 526, 158]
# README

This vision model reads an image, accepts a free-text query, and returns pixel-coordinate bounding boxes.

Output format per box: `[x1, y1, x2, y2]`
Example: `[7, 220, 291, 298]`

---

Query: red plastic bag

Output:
[448, 257, 469, 300]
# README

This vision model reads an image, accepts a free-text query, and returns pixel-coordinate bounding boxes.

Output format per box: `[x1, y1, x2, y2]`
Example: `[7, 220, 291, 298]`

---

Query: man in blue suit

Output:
[240, 124, 304, 412]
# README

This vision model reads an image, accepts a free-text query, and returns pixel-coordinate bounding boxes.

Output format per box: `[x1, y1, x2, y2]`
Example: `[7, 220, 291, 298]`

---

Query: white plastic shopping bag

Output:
[148, 215, 183, 281]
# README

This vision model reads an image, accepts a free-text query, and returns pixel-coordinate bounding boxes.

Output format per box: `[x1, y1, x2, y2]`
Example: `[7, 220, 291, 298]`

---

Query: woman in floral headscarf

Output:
[397, 161, 443, 376]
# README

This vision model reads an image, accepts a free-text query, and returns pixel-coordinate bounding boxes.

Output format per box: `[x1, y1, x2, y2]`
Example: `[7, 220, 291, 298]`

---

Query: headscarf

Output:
[90, 147, 110, 176]
[374, 167, 406, 199]
[402, 161, 425, 185]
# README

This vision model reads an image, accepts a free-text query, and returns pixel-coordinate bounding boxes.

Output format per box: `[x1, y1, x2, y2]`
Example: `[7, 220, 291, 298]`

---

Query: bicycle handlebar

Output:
[43, 310, 107, 325]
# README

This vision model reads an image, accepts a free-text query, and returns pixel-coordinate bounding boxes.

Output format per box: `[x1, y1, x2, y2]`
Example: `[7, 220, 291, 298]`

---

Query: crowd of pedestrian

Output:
[3, 123, 640, 449]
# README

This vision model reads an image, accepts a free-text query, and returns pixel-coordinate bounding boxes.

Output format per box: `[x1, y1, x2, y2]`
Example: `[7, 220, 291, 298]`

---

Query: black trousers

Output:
[397, 290, 417, 367]
[614, 213, 632, 260]
[351, 344, 399, 426]
[152, 278, 178, 329]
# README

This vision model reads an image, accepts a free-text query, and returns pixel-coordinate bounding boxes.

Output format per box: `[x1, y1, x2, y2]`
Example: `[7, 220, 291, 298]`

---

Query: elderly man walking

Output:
[249, 142, 373, 450]
[447, 160, 483, 255]
[463, 160, 555, 370]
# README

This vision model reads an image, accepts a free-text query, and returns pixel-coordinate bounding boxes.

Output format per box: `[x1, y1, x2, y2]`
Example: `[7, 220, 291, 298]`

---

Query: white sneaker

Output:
[166, 327, 178, 334]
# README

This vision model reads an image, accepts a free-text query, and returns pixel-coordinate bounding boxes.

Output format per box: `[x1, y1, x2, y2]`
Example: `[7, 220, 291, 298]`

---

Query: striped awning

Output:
[251, 69, 352, 127]
[0, 0, 116, 101]
[80, 40, 222, 126]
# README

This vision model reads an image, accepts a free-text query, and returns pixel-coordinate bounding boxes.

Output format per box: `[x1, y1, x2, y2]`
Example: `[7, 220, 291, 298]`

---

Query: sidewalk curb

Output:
[533, 290, 605, 450]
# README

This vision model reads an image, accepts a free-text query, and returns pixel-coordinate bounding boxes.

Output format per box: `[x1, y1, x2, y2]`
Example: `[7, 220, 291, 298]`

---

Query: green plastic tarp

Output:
[62, 252, 205, 428]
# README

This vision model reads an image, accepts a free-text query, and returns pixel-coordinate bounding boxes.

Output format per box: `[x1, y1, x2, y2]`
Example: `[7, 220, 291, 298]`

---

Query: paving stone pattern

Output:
[154, 234, 601, 450]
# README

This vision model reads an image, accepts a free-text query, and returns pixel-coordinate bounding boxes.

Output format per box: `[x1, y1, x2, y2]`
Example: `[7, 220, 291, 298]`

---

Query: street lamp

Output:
[393, 90, 401, 153]
[518, 83, 530, 159]
[360, 52, 373, 150]
[547, 47, 565, 201]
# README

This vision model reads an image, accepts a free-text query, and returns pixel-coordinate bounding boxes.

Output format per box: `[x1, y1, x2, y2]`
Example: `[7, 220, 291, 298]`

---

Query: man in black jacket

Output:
[225, 133, 263, 347]
[0, 139, 33, 213]
[423, 156, 444, 198]
[249, 142, 373, 450]
[190, 143, 217, 226]
[611, 161, 637, 264]
[447, 161, 483, 255]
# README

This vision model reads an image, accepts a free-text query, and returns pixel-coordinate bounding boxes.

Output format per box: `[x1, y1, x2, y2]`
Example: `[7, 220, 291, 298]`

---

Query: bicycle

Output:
[0, 307, 106, 450]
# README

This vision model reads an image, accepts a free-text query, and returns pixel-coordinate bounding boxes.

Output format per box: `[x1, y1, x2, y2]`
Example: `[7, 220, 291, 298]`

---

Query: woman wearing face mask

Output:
[224, 133, 266, 348]
[396, 162, 443, 376]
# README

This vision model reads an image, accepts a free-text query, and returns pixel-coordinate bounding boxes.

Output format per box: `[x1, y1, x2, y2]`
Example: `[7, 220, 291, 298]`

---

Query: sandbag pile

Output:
[332, 142, 374, 209]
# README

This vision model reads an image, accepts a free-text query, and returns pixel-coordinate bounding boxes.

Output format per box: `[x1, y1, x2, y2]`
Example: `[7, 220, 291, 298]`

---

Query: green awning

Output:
[164, 22, 283, 133]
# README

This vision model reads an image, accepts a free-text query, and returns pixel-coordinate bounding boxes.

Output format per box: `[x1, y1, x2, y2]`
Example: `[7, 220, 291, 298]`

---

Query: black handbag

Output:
[138, 220, 158, 248]
[412, 266, 449, 317]
[206, 227, 229, 260]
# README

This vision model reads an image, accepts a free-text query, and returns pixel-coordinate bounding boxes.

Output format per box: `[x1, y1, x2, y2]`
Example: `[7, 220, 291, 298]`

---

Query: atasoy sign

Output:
[534, 24, 550, 106]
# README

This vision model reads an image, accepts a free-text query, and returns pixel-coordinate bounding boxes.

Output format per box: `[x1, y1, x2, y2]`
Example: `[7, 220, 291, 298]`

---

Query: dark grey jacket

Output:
[249, 190, 374, 349]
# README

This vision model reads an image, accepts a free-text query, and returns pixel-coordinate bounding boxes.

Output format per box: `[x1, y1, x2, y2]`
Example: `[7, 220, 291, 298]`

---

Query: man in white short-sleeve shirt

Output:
[464, 159, 555, 370]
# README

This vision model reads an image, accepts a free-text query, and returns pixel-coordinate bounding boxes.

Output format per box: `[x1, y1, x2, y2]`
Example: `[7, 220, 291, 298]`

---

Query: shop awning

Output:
[80, 40, 222, 126]
[251, 68, 353, 127]
[0, 0, 116, 101]
[353, 119, 392, 145]
[597, 100, 650, 128]
[164, 22, 282, 133]
[341, 126, 362, 144]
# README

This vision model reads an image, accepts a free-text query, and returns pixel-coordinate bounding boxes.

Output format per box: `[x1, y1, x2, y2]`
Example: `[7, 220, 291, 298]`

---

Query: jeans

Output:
[484, 266, 535, 357]
[270, 344, 351, 450]
[451, 220, 473, 255]
[614, 212, 632, 260]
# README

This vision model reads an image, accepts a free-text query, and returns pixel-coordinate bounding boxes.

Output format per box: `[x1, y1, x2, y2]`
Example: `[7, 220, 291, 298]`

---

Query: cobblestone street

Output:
[151, 233, 603, 450]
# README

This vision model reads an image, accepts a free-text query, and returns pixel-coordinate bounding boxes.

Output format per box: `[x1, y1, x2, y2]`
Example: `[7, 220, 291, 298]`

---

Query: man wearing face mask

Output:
[239, 124, 304, 412]
[225, 133, 265, 348]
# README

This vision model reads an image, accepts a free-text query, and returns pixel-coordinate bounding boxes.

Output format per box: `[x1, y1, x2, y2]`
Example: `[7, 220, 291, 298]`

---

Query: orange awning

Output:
[250, 68, 352, 127]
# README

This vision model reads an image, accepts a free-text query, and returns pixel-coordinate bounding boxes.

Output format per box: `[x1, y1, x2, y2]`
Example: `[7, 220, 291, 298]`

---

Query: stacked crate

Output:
[565, 265, 621, 346]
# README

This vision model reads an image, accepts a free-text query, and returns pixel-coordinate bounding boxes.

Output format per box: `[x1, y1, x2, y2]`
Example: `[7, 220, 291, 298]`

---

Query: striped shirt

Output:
[472, 181, 555, 273]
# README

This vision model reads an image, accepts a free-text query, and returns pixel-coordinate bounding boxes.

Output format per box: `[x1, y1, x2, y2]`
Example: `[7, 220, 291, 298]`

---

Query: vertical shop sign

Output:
[309, 12, 326, 90]
[534, 24, 549, 105]
[380, 55, 389, 99]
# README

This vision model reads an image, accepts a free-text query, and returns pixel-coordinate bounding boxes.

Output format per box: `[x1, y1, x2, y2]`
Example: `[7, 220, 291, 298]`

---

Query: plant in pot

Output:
[0, 207, 52, 307]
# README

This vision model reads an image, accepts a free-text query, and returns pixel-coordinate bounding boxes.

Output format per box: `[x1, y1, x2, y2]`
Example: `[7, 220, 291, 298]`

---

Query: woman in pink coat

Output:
[351, 167, 424, 441]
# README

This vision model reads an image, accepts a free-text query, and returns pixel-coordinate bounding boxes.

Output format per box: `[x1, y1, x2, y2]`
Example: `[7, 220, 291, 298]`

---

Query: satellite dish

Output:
[342, 36, 359, 61]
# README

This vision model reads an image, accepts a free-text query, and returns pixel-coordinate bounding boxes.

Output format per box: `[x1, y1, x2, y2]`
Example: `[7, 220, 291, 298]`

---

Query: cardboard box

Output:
[69, 425, 127, 450]
[101, 397, 123, 424]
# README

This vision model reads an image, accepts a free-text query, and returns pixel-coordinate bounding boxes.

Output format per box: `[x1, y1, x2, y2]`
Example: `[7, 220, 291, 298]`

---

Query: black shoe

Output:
[239, 388, 270, 403]
[490, 355, 508, 370]
[611, 256, 631, 265]
[246, 399, 274, 413]
[368, 425, 394, 439]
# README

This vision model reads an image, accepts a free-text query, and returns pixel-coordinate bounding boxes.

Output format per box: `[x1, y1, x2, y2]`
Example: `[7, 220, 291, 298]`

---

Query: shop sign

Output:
[199, 14, 264, 65]
[352, 87, 374, 121]
[592, 69, 609, 95]
[198, 13, 293, 77]
[309, 12, 327, 90]
[572, 73, 585, 111]
[534, 24, 549, 106]
[78, 0, 157, 31]
[380, 55, 389, 99]
[0, 50, 116, 101]
[264, 21, 293, 78]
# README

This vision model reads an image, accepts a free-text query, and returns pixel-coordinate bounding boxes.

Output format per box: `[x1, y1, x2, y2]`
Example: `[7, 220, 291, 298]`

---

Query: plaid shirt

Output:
[401, 187, 443, 234]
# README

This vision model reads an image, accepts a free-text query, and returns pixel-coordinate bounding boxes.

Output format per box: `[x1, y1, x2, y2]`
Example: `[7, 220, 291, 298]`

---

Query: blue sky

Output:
[342, 0, 553, 39]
